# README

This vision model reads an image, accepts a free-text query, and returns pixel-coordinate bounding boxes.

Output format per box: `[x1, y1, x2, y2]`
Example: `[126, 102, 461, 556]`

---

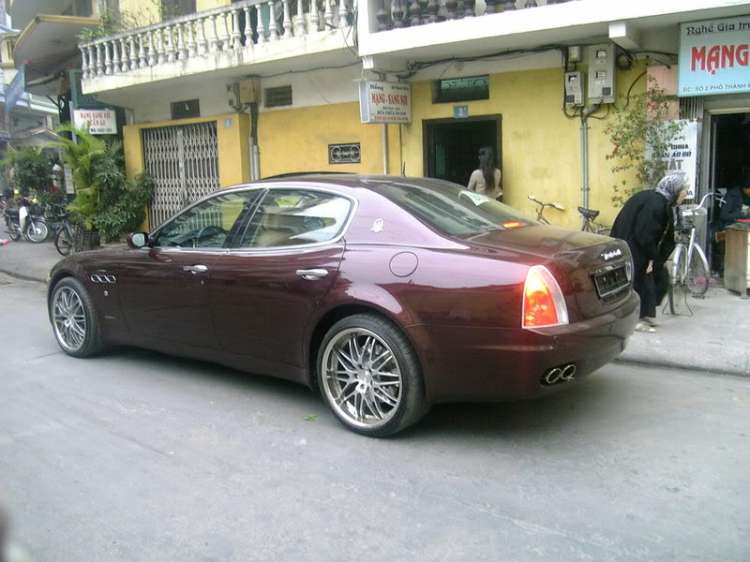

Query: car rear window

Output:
[369, 178, 536, 237]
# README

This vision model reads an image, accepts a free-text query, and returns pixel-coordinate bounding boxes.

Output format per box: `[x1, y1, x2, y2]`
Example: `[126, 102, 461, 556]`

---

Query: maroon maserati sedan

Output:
[48, 175, 638, 436]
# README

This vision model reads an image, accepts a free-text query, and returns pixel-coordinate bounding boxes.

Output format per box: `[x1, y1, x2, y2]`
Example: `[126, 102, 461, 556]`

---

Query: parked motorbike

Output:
[3, 196, 49, 243]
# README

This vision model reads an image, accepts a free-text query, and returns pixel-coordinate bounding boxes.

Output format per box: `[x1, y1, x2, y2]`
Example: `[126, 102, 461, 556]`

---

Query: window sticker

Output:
[461, 191, 491, 206]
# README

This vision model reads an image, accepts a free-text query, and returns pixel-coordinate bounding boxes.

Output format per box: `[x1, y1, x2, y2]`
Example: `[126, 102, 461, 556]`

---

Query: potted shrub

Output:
[51, 123, 153, 250]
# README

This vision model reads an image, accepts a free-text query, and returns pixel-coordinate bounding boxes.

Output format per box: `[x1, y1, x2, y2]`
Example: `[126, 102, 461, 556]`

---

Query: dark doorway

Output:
[708, 111, 750, 274]
[712, 112, 750, 191]
[423, 116, 502, 188]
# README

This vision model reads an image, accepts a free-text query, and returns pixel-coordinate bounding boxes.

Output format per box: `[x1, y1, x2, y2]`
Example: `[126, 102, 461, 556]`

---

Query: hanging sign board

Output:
[649, 120, 701, 200]
[73, 108, 117, 134]
[678, 16, 750, 97]
[359, 81, 412, 124]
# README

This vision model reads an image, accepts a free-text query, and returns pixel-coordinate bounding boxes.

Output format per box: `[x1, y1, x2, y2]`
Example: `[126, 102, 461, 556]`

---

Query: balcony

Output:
[80, 0, 357, 96]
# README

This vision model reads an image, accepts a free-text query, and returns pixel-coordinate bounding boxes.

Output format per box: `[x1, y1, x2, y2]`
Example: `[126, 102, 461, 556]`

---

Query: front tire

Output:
[50, 278, 104, 357]
[25, 220, 48, 243]
[318, 314, 428, 437]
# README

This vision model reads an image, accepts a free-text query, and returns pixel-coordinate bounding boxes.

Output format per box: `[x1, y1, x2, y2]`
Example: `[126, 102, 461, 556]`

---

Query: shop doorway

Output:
[710, 112, 750, 192]
[423, 116, 502, 188]
[706, 111, 750, 273]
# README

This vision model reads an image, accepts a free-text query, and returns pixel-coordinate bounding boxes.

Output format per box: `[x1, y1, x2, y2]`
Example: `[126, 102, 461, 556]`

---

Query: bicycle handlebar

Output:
[528, 195, 565, 210]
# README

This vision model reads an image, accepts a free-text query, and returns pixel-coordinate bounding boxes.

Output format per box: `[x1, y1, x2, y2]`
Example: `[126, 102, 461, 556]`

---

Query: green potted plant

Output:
[51, 123, 153, 250]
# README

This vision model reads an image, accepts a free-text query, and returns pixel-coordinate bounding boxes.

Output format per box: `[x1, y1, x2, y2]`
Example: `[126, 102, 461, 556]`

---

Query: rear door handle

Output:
[296, 268, 328, 280]
[183, 264, 208, 274]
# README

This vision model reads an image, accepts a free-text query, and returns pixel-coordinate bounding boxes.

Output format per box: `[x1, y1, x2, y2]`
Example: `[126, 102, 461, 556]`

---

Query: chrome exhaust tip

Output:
[542, 368, 563, 385]
[561, 364, 577, 380]
[542, 364, 576, 386]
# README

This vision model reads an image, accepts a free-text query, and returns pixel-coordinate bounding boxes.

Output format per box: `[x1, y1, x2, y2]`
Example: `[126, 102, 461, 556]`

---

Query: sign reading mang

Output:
[679, 16, 750, 97]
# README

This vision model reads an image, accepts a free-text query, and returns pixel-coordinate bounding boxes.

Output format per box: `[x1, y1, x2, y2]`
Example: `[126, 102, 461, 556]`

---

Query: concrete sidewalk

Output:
[2, 236, 749, 377]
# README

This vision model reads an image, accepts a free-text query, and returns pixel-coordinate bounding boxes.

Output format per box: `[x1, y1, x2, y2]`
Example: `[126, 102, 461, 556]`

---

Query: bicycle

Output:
[667, 192, 716, 315]
[49, 203, 76, 256]
[527, 195, 565, 225]
[577, 206, 611, 235]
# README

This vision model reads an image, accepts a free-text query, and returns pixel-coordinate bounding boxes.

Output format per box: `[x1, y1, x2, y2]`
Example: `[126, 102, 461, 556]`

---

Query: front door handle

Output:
[296, 268, 328, 280]
[183, 264, 208, 274]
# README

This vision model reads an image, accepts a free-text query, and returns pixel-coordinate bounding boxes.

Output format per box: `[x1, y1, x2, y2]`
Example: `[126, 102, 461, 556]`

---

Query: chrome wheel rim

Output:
[321, 328, 403, 429]
[52, 286, 86, 352]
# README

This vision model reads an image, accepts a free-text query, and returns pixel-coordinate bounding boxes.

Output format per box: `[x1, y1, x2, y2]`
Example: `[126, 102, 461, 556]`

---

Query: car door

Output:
[210, 188, 353, 366]
[118, 189, 258, 349]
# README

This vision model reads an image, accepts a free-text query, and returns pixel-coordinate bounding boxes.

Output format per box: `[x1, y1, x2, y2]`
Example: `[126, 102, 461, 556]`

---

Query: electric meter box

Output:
[587, 44, 616, 104]
[564, 71, 584, 107]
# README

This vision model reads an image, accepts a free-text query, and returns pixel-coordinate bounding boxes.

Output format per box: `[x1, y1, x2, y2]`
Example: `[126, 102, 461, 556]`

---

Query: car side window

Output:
[154, 191, 256, 248]
[239, 189, 351, 248]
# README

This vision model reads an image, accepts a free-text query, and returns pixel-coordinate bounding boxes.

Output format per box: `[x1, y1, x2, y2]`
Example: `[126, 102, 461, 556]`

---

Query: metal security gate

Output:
[142, 121, 220, 228]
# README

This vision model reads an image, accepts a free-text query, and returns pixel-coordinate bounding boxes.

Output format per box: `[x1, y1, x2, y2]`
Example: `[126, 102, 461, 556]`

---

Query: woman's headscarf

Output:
[656, 173, 688, 204]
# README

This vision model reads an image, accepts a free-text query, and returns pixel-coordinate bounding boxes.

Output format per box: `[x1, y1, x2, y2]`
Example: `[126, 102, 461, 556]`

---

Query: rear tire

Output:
[318, 314, 429, 437]
[55, 227, 74, 256]
[50, 277, 105, 357]
[686, 247, 709, 297]
[7, 220, 20, 241]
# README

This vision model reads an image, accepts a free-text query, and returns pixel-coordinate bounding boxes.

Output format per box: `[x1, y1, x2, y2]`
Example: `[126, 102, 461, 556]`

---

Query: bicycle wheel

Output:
[55, 227, 74, 256]
[686, 246, 709, 297]
[668, 246, 686, 315]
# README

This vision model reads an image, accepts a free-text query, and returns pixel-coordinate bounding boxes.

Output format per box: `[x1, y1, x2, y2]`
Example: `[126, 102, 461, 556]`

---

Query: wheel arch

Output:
[306, 303, 423, 394]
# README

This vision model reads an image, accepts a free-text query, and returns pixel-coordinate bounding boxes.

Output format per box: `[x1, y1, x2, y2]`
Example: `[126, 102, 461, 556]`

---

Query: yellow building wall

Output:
[123, 113, 251, 230]
[399, 63, 648, 229]
[258, 102, 401, 177]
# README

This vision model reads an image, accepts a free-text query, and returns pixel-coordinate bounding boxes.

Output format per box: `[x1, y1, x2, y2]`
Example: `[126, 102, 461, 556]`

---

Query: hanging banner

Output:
[359, 81, 412, 124]
[661, 120, 701, 200]
[73, 108, 117, 134]
[678, 16, 750, 97]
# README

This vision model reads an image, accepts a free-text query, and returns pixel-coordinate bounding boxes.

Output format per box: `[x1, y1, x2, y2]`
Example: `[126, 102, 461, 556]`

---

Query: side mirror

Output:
[127, 232, 149, 249]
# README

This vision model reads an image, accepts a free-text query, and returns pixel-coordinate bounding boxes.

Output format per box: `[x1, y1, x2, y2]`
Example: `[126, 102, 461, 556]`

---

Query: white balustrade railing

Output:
[80, 0, 355, 80]
[375, 0, 576, 31]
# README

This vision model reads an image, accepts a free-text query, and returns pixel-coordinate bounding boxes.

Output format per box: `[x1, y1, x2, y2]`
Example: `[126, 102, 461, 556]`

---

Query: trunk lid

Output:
[462, 225, 633, 320]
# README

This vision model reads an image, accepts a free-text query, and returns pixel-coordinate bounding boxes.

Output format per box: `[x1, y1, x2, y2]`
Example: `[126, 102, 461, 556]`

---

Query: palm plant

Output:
[51, 123, 111, 230]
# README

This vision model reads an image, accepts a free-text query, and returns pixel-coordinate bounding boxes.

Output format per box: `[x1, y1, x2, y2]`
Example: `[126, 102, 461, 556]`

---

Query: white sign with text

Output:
[73, 109, 117, 134]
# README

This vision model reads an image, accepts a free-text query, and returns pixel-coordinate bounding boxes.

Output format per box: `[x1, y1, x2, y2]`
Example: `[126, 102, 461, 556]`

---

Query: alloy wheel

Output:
[320, 327, 403, 430]
[52, 286, 87, 352]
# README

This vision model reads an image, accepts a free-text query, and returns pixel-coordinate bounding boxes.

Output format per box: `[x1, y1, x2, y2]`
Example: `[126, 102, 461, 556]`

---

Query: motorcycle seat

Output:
[4, 208, 19, 218]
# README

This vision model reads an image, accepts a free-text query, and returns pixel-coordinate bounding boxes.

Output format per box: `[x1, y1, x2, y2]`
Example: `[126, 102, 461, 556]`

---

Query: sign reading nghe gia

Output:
[679, 16, 750, 97]
[73, 109, 117, 134]
[359, 81, 412, 124]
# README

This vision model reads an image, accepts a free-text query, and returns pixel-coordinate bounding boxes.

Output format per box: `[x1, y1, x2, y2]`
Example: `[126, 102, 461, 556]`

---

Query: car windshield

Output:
[368, 178, 537, 237]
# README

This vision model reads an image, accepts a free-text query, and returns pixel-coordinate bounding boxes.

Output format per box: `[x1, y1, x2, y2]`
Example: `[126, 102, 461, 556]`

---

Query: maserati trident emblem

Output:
[601, 249, 622, 261]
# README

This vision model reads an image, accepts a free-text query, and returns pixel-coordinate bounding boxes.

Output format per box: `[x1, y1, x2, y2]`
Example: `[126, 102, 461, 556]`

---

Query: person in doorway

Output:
[467, 147, 502, 200]
[718, 182, 750, 230]
[610, 173, 689, 333]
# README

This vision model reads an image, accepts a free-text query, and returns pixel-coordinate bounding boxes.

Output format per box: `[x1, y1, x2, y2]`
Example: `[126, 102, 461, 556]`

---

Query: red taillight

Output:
[522, 265, 569, 328]
[502, 221, 524, 229]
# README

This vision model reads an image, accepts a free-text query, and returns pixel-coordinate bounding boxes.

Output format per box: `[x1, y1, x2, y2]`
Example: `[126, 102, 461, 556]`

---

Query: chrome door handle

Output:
[183, 264, 208, 274]
[296, 268, 328, 280]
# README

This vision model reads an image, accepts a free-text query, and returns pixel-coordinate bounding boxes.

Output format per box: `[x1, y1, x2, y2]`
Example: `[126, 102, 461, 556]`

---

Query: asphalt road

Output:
[1, 274, 749, 561]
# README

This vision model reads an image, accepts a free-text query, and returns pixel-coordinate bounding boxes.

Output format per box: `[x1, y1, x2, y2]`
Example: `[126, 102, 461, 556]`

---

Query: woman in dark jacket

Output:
[610, 173, 689, 332]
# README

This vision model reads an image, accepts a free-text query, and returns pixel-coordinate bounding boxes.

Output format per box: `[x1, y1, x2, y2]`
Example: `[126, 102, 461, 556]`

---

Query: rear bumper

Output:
[408, 291, 640, 403]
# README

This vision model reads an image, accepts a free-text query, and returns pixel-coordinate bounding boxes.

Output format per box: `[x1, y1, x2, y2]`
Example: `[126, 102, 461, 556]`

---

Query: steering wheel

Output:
[195, 226, 225, 246]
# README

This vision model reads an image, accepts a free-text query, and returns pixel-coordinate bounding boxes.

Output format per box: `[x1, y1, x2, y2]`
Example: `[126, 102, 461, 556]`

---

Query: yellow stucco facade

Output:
[398, 62, 649, 229]
[258, 102, 401, 177]
[122, 61, 649, 232]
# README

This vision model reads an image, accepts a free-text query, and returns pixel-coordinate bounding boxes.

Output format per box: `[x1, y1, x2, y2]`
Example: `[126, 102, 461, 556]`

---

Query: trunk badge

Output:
[601, 249, 622, 261]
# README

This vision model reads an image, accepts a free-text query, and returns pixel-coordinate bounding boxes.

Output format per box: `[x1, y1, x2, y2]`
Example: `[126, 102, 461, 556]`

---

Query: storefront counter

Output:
[724, 225, 750, 297]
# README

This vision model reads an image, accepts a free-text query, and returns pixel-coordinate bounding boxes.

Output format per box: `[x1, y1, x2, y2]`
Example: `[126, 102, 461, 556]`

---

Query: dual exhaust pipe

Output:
[542, 363, 577, 386]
